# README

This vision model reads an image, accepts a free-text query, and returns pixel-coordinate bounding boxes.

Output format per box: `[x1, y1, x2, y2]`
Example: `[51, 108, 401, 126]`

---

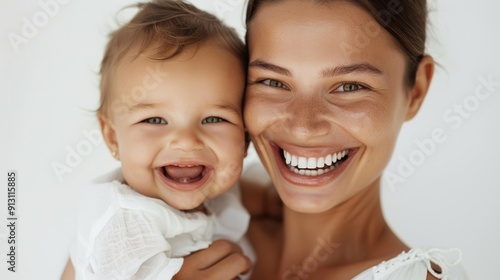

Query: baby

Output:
[70, 0, 251, 279]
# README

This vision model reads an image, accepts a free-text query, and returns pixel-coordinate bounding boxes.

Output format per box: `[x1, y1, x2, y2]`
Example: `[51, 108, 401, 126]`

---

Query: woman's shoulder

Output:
[353, 248, 466, 280]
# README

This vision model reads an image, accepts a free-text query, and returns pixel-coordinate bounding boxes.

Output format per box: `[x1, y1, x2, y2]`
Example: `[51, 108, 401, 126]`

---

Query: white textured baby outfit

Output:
[70, 169, 253, 280]
[352, 247, 467, 280]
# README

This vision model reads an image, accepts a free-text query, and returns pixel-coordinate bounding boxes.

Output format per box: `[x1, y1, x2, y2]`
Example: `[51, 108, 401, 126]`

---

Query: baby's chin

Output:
[166, 195, 206, 212]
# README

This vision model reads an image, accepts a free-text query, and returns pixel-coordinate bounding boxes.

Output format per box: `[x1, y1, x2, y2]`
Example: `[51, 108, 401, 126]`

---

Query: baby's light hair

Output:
[97, 0, 246, 117]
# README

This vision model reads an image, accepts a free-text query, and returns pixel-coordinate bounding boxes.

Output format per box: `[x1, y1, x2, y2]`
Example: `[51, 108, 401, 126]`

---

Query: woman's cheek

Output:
[244, 96, 265, 135]
[245, 97, 283, 137]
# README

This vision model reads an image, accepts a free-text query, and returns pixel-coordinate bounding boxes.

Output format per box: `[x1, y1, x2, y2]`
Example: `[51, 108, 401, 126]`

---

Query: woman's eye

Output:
[336, 82, 365, 92]
[142, 117, 167, 124]
[202, 116, 224, 124]
[260, 79, 289, 89]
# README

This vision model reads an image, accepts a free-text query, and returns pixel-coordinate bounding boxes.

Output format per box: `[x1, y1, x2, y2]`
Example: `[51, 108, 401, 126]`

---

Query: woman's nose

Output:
[168, 127, 204, 152]
[284, 96, 331, 142]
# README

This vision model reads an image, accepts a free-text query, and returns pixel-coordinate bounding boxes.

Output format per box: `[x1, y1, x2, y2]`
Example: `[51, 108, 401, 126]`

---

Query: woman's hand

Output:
[173, 240, 252, 280]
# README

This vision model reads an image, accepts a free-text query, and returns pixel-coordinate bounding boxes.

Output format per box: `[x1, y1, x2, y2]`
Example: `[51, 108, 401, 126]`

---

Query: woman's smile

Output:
[272, 142, 358, 186]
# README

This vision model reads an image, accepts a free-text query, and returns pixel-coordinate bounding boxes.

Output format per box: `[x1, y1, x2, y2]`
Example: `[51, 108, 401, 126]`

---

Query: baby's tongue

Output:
[164, 165, 204, 183]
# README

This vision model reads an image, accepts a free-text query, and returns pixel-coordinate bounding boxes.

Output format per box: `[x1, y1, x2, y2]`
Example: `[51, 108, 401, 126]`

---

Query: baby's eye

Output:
[260, 79, 289, 89]
[202, 116, 224, 124]
[336, 82, 365, 92]
[142, 117, 167, 124]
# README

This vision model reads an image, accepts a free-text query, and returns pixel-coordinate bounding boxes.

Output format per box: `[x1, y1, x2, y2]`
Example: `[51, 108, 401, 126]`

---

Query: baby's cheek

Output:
[210, 163, 242, 199]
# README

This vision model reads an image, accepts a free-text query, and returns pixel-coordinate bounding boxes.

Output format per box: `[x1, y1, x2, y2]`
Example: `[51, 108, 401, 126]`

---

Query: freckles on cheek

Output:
[337, 103, 389, 143]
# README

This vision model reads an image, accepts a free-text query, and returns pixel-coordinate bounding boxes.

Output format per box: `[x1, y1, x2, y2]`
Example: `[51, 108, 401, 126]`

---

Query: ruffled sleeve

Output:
[71, 179, 214, 280]
[352, 248, 465, 280]
[80, 208, 183, 279]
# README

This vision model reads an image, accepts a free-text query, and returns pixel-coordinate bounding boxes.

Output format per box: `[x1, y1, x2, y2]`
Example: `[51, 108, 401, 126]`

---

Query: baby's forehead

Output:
[116, 39, 244, 75]
[109, 42, 244, 109]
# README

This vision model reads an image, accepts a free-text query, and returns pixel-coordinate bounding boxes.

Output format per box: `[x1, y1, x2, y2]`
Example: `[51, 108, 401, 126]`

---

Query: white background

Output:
[0, 0, 499, 279]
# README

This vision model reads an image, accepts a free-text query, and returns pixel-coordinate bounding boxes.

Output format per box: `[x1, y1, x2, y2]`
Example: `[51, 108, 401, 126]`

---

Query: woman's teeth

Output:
[283, 149, 349, 176]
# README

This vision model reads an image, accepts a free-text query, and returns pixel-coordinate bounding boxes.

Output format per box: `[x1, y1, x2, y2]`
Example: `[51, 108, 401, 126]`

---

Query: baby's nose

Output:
[168, 128, 204, 152]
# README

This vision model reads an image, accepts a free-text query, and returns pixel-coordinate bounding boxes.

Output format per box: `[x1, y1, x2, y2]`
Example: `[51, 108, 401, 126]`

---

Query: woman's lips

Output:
[155, 163, 213, 192]
[271, 143, 357, 186]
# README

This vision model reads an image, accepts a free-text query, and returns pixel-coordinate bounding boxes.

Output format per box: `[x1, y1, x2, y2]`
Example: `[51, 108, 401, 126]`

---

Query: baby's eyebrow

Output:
[214, 103, 242, 115]
[128, 102, 241, 115]
[128, 103, 156, 112]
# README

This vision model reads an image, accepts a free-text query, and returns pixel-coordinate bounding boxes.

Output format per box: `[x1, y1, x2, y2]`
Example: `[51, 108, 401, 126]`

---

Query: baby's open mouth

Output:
[280, 148, 350, 176]
[162, 164, 206, 183]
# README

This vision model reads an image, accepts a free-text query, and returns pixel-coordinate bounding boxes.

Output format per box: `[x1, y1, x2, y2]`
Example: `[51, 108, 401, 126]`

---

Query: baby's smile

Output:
[163, 164, 206, 183]
[155, 162, 214, 192]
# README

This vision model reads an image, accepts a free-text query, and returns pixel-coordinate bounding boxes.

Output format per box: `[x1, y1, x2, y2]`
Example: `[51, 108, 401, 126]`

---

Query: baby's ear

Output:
[406, 55, 434, 121]
[98, 115, 120, 160]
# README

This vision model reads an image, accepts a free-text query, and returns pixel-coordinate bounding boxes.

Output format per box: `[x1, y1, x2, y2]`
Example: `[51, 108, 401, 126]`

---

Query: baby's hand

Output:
[173, 240, 252, 280]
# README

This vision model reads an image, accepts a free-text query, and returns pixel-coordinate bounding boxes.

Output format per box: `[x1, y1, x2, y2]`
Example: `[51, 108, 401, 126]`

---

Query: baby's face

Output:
[102, 41, 246, 210]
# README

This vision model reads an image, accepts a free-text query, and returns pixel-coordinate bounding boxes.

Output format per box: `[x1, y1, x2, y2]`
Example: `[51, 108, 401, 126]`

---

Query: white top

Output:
[70, 169, 253, 280]
[353, 247, 466, 280]
[242, 161, 467, 280]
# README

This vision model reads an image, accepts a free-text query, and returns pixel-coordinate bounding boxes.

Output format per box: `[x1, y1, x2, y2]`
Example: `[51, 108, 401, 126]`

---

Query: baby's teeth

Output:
[291, 155, 298, 167]
[307, 157, 316, 169]
[298, 157, 307, 168]
[325, 154, 332, 166]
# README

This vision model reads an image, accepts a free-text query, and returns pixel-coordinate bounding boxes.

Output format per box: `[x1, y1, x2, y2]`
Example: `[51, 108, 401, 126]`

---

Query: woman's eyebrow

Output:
[249, 59, 383, 78]
[248, 59, 291, 76]
[321, 63, 383, 77]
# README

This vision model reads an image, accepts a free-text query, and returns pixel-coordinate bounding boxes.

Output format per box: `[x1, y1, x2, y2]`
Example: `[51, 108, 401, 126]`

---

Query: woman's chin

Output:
[277, 185, 341, 214]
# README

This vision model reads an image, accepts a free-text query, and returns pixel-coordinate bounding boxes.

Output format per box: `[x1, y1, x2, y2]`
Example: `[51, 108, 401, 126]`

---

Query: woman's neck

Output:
[279, 180, 404, 274]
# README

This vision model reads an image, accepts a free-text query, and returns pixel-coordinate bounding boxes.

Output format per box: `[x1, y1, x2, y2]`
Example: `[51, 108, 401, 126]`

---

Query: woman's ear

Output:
[98, 115, 120, 160]
[406, 55, 435, 121]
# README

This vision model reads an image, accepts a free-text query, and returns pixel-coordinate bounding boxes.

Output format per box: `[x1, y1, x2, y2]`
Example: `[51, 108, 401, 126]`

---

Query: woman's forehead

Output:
[246, 0, 404, 73]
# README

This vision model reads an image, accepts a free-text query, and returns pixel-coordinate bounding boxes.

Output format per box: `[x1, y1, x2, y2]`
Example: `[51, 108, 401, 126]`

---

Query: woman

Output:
[178, 0, 463, 279]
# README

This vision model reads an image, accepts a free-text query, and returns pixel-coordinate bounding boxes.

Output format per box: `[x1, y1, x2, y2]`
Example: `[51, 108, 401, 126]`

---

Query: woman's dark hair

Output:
[246, 0, 427, 87]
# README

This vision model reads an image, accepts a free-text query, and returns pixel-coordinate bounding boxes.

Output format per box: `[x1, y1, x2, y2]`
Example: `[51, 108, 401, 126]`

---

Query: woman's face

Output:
[245, 0, 425, 213]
